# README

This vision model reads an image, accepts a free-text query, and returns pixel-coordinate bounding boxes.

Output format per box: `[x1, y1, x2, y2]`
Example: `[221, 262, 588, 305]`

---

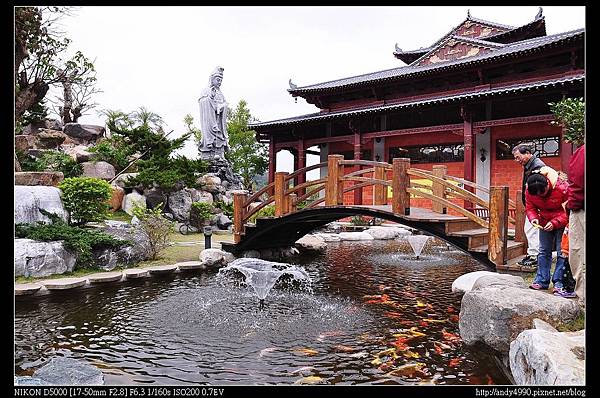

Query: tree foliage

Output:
[549, 97, 585, 146]
[225, 100, 268, 191]
[58, 177, 113, 226]
[131, 203, 174, 260]
[100, 108, 207, 191]
[15, 6, 98, 126]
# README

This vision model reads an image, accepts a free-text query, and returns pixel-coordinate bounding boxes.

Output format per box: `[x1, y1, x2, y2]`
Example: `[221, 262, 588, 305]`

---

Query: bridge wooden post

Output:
[233, 191, 249, 244]
[326, 155, 344, 206]
[374, 165, 386, 205]
[432, 165, 447, 214]
[274, 172, 288, 216]
[392, 158, 411, 215]
[514, 190, 526, 244]
[488, 186, 509, 266]
[288, 193, 298, 213]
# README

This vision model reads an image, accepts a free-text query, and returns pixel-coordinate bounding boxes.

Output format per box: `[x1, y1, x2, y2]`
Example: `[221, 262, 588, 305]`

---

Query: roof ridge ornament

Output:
[467, 9, 471, 19]
[289, 79, 298, 90]
[395, 43, 402, 53]
[535, 7, 543, 20]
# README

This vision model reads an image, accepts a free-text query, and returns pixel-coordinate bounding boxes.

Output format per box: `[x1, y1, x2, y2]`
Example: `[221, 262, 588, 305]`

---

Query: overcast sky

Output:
[51, 6, 585, 172]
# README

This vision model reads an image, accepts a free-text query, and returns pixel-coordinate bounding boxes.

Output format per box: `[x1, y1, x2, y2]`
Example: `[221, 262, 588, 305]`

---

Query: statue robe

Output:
[198, 86, 228, 153]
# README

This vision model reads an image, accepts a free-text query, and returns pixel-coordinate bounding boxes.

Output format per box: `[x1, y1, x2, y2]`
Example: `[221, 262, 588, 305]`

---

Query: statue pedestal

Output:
[204, 157, 242, 190]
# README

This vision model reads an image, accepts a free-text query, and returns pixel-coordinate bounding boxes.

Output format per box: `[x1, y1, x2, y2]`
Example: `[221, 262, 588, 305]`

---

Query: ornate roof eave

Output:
[407, 35, 505, 67]
[262, 75, 583, 131]
[486, 16, 546, 44]
[287, 30, 583, 98]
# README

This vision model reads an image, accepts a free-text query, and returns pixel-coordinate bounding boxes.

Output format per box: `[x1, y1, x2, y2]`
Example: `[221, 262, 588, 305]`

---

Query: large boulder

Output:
[143, 188, 168, 209]
[62, 144, 93, 163]
[451, 271, 502, 293]
[95, 221, 152, 266]
[459, 284, 582, 354]
[15, 134, 37, 152]
[81, 161, 116, 180]
[510, 329, 585, 385]
[364, 226, 407, 240]
[338, 232, 374, 241]
[168, 189, 193, 221]
[295, 235, 327, 253]
[314, 233, 342, 242]
[197, 174, 223, 194]
[36, 129, 69, 148]
[190, 189, 214, 204]
[15, 171, 64, 186]
[63, 123, 105, 143]
[31, 357, 104, 385]
[14, 239, 76, 277]
[15, 185, 68, 224]
[121, 191, 146, 216]
[215, 213, 233, 230]
[200, 248, 235, 268]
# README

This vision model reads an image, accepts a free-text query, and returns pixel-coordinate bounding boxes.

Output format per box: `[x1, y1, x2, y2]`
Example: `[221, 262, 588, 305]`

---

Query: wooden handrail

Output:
[284, 161, 327, 182]
[341, 176, 392, 187]
[242, 198, 275, 224]
[243, 182, 275, 208]
[340, 159, 392, 169]
[406, 188, 489, 228]
[342, 181, 382, 193]
[286, 178, 326, 195]
[441, 173, 516, 209]
[409, 169, 489, 209]
[305, 196, 326, 208]
[296, 184, 326, 203]
[345, 167, 375, 178]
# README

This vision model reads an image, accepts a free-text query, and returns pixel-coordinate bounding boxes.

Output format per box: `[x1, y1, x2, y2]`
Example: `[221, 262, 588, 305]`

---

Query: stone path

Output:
[15, 263, 207, 296]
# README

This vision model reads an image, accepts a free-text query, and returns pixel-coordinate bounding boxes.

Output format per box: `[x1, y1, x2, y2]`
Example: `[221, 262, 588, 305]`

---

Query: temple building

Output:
[250, 8, 584, 208]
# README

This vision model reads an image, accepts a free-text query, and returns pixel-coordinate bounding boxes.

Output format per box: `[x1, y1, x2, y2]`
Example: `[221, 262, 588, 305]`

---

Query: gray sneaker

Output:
[518, 255, 537, 266]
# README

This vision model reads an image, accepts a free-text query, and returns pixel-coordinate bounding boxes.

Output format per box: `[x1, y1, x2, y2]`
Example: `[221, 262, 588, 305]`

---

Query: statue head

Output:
[209, 66, 224, 88]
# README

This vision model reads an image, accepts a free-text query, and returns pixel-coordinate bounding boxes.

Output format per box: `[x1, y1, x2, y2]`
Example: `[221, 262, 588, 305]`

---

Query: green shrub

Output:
[350, 215, 369, 226]
[17, 150, 83, 177]
[15, 210, 129, 269]
[128, 156, 208, 191]
[191, 201, 215, 224]
[131, 203, 174, 260]
[88, 136, 134, 172]
[549, 97, 585, 145]
[248, 204, 275, 223]
[58, 177, 113, 225]
[214, 200, 234, 218]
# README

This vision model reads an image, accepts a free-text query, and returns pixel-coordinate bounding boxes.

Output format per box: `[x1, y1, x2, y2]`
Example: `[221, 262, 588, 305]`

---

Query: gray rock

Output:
[215, 213, 232, 229]
[15, 171, 64, 187]
[112, 173, 139, 188]
[533, 318, 558, 332]
[62, 144, 92, 162]
[144, 188, 167, 209]
[314, 233, 342, 242]
[472, 274, 527, 290]
[168, 189, 193, 221]
[242, 250, 261, 259]
[510, 329, 585, 385]
[81, 161, 116, 180]
[14, 239, 76, 277]
[200, 248, 234, 268]
[14, 185, 68, 224]
[190, 189, 214, 204]
[339, 232, 375, 241]
[364, 226, 399, 240]
[15, 134, 38, 151]
[295, 235, 327, 253]
[95, 222, 152, 265]
[63, 123, 105, 143]
[36, 129, 68, 148]
[121, 191, 146, 216]
[32, 357, 104, 385]
[459, 287, 582, 354]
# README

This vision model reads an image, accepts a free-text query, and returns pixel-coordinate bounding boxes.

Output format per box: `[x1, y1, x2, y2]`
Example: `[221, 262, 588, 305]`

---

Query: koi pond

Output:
[15, 237, 509, 385]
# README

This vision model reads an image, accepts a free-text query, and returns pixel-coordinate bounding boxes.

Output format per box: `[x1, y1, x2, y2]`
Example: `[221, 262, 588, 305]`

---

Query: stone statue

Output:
[198, 66, 229, 160]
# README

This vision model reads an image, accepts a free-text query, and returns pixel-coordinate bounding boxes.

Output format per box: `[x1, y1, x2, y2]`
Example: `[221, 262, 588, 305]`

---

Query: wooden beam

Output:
[514, 190, 526, 244]
[488, 186, 509, 266]
[325, 155, 344, 206]
[233, 191, 249, 243]
[392, 158, 410, 215]
[374, 166, 386, 205]
[431, 165, 447, 214]
[274, 172, 288, 216]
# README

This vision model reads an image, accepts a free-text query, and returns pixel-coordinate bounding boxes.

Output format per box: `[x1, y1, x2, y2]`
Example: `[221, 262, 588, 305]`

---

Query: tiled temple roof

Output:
[253, 74, 584, 130]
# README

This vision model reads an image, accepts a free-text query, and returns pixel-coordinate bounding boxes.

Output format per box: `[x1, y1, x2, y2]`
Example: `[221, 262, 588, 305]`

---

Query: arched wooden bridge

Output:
[221, 155, 528, 269]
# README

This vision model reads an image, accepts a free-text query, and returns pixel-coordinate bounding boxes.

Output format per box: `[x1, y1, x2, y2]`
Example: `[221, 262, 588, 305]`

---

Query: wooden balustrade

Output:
[392, 158, 411, 215]
[233, 191, 249, 243]
[325, 155, 344, 206]
[274, 172, 288, 216]
[431, 165, 447, 214]
[488, 186, 509, 266]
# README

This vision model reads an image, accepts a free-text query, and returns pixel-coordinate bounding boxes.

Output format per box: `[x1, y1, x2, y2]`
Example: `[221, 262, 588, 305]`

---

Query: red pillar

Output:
[462, 108, 474, 209]
[353, 130, 363, 205]
[297, 138, 306, 197]
[268, 136, 276, 195]
[560, 128, 573, 172]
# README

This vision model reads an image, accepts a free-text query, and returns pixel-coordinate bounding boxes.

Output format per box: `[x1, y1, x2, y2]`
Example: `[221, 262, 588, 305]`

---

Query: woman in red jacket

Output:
[525, 167, 569, 292]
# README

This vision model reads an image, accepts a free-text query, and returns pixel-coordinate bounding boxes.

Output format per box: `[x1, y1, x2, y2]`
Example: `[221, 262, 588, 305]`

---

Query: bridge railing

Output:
[232, 155, 520, 264]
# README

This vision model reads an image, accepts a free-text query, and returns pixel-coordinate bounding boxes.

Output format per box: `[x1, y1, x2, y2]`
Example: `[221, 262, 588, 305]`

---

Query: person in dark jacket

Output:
[525, 166, 569, 291]
[512, 144, 546, 267]
[567, 144, 585, 306]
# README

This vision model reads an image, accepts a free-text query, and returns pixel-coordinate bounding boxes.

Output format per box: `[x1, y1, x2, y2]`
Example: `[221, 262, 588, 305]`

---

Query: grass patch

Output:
[557, 312, 585, 332]
[106, 210, 132, 222]
[137, 242, 203, 267]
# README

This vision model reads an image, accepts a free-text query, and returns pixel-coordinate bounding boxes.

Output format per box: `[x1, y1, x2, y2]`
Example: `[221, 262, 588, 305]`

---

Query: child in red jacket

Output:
[555, 226, 577, 298]
[525, 167, 569, 292]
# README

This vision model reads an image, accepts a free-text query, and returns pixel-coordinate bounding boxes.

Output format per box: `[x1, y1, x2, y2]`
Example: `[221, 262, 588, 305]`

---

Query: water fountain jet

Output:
[406, 235, 430, 260]
[218, 258, 311, 306]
